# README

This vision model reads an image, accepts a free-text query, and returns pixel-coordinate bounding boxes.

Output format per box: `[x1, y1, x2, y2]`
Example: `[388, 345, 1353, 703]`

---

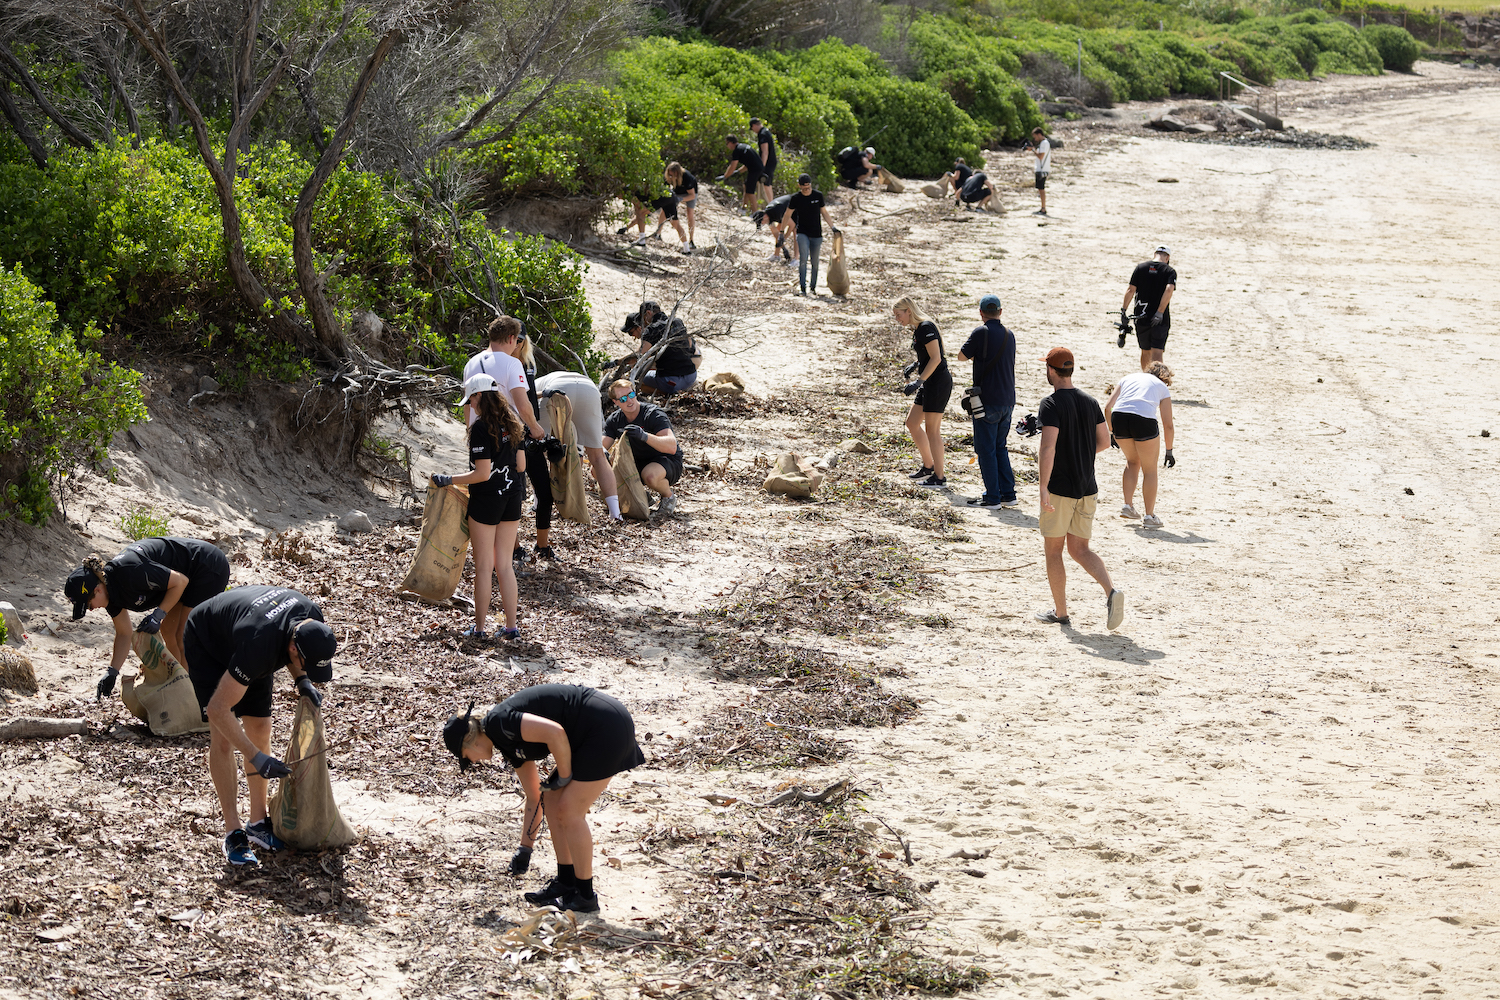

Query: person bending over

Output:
[942, 158, 973, 198]
[635, 301, 701, 396]
[752, 194, 796, 265]
[603, 380, 685, 519]
[719, 135, 764, 215]
[665, 162, 698, 253]
[536, 370, 624, 523]
[1104, 362, 1176, 529]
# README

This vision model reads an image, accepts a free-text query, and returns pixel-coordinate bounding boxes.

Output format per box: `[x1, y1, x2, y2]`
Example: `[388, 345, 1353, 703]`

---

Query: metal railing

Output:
[1219, 71, 1279, 116]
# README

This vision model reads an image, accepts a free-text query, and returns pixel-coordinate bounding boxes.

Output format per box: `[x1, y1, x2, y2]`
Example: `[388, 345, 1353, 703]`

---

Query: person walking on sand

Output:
[893, 296, 952, 490]
[956, 294, 1018, 509]
[1105, 362, 1176, 528]
[1035, 347, 1125, 630]
[1028, 127, 1051, 216]
[1122, 246, 1177, 371]
[431, 374, 527, 640]
[442, 684, 646, 914]
[787, 173, 839, 296]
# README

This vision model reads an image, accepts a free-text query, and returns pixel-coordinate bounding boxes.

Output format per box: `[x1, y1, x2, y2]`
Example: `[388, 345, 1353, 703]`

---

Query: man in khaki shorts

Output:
[1035, 347, 1125, 630]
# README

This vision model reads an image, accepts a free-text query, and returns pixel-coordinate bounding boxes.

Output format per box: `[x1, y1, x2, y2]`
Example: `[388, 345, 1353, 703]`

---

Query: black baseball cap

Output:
[64, 566, 101, 620]
[293, 620, 337, 682]
[443, 700, 477, 771]
[620, 312, 640, 333]
[797, 173, 812, 185]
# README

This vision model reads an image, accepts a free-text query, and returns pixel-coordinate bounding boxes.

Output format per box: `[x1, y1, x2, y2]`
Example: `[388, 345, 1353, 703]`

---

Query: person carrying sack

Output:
[956, 294, 1019, 509]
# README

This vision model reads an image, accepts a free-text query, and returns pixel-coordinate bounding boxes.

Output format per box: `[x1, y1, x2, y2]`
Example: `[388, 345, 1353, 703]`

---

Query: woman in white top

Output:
[1104, 362, 1176, 528]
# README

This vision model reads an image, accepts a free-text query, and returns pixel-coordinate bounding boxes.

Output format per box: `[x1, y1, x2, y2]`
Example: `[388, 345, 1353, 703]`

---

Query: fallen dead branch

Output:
[0, 717, 87, 741]
[749, 778, 849, 808]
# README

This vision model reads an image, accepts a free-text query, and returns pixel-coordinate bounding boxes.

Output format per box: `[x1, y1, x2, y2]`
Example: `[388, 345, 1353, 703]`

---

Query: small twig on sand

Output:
[748, 778, 849, 808]
[872, 814, 914, 866]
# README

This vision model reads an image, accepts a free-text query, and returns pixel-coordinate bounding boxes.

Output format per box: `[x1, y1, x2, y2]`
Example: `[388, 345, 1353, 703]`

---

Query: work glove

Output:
[543, 436, 565, 463]
[1163, 449, 1176, 469]
[1110, 433, 1119, 450]
[296, 675, 322, 709]
[902, 361, 919, 378]
[96, 669, 119, 699]
[541, 770, 574, 792]
[902, 380, 922, 396]
[250, 752, 291, 780]
[509, 846, 532, 875]
[715, 174, 726, 182]
[624, 425, 649, 443]
[1150, 311, 1164, 328]
[831, 227, 841, 235]
[136, 608, 165, 635]
[430, 473, 453, 488]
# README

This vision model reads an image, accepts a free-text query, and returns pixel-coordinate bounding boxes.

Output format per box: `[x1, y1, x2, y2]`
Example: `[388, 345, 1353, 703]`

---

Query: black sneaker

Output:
[967, 497, 1003, 509]
[918, 474, 948, 489]
[554, 887, 600, 913]
[513, 546, 528, 563]
[616, 227, 628, 235]
[907, 466, 933, 480]
[524, 877, 570, 906]
[535, 545, 556, 561]
[222, 829, 259, 867]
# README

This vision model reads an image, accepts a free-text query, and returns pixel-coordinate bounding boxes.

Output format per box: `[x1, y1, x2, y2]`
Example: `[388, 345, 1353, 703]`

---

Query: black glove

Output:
[542, 770, 573, 792]
[543, 436, 565, 462]
[136, 608, 165, 634]
[251, 752, 291, 780]
[1164, 449, 1176, 469]
[431, 473, 453, 488]
[902, 380, 921, 396]
[509, 846, 533, 875]
[831, 227, 841, 235]
[96, 669, 119, 699]
[902, 361, 918, 378]
[1150, 311, 1164, 328]
[1110, 433, 1119, 450]
[624, 425, 648, 442]
[296, 675, 322, 709]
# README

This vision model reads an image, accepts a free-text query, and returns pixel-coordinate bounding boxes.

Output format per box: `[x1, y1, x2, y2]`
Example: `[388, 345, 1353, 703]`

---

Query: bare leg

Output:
[683, 204, 695, 244]
[163, 604, 191, 668]
[669, 218, 687, 242]
[584, 446, 617, 497]
[495, 521, 519, 630]
[469, 519, 497, 633]
[924, 412, 946, 478]
[904, 403, 932, 469]
[1150, 348, 1165, 365]
[641, 463, 673, 499]
[1139, 350, 1152, 372]
[1066, 535, 1114, 596]
[1117, 436, 1142, 508]
[242, 715, 273, 824]
[544, 778, 610, 878]
[1043, 534, 1069, 618]
[1133, 435, 1161, 515]
[209, 726, 244, 833]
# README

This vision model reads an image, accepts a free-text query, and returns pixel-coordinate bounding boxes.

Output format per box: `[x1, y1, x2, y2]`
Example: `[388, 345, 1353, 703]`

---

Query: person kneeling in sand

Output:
[443, 684, 645, 913]
[603, 379, 685, 519]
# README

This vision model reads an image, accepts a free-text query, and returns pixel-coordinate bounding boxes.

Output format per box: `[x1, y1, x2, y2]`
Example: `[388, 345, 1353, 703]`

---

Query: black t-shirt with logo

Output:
[604, 402, 683, 470]
[754, 127, 778, 172]
[641, 317, 696, 377]
[911, 321, 948, 377]
[730, 144, 763, 175]
[185, 585, 323, 686]
[481, 684, 595, 768]
[672, 170, 698, 197]
[469, 418, 522, 503]
[788, 190, 827, 239]
[104, 537, 222, 617]
[763, 194, 792, 224]
[1039, 388, 1106, 499]
[1129, 260, 1177, 317]
[959, 319, 1016, 409]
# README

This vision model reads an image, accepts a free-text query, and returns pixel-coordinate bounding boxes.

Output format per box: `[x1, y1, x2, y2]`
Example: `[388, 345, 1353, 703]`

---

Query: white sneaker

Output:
[1120, 504, 1141, 520]
[1142, 513, 1164, 528]
[1106, 589, 1125, 631]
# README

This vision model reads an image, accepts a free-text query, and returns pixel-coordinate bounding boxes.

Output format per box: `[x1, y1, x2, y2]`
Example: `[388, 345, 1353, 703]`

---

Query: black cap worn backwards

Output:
[443, 700, 477, 771]
[64, 565, 101, 620]
[294, 619, 337, 682]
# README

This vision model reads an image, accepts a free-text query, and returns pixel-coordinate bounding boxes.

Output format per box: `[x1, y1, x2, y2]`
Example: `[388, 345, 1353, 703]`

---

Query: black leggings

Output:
[525, 441, 553, 531]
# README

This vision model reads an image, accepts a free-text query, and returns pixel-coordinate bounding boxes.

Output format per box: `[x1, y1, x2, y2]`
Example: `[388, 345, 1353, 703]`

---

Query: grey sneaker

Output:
[656, 495, 678, 518]
[1141, 513, 1164, 528]
[1106, 589, 1126, 631]
[1120, 504, 1141, 520]
[1034, 609, 1070, 625]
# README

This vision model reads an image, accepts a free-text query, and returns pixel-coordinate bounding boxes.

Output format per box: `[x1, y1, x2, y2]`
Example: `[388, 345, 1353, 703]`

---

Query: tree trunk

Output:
[0, 40, 96, 149]
[0, 80, 48, 167]
[291, 29, 400, 362]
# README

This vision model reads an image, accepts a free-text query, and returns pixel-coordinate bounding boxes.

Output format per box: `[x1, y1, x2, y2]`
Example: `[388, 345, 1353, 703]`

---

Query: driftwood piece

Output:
[749, 778, 849, 808]
[0, 717, 88, 741]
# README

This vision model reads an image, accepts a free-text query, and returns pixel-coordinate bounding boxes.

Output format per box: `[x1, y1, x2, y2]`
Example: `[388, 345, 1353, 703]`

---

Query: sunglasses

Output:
[615, 391, 637, 403]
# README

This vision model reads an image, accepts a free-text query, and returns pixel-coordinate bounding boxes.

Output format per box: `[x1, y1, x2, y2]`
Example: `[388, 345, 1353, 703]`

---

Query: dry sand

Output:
[2, 62, 1498, 999]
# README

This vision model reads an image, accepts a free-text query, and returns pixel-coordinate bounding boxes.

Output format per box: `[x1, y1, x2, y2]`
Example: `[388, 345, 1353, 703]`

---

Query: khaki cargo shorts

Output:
[1039, 493, 1097, 540]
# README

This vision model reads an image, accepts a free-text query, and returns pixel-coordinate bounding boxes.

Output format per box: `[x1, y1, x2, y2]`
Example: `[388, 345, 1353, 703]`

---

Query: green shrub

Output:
[119, 503, 171, 540]
[0, 265, 147, 526]
[1362, 24, 1420, 73]
[900, 17, 1041, 139]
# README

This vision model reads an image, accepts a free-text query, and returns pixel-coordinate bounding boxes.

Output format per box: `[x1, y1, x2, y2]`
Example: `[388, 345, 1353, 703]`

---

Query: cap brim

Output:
[304, 659, 334, 683]
[72, 599, 88, 620]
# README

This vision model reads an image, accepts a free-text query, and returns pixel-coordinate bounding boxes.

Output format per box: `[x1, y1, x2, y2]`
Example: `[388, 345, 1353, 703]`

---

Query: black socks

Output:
[557, 864, 576, 886]
[575, 876, 595, 897]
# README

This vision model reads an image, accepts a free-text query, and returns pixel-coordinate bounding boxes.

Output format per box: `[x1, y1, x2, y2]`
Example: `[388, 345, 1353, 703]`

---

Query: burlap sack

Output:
[400, 485, 471, 602]
[270, 697, 357, 850]
[879, 167, 905, 193]
[921, 183, 945, 199]
[122, 633, 208, 735]
[546, 393, 591, 526]
[825, 233, 850, 297]
[762, 452, 825, 499]
[610, 437, 652, 521]
[703, 372, 746, 396]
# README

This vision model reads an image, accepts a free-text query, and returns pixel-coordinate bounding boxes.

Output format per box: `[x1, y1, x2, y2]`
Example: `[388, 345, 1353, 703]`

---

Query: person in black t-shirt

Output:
[893, 295, 952, 489]
[431, 374, 527, 641]
[665, 161, 698, 253]
[1122, 246, 1177, 370]
[634, 301, 700, 396]
[1035, 347, 1124, 631]
[720, 135, 764, 214]
[184, 585, 336, 866]
[511, 332, 556, 561]
[956, 294, 1018, 508]
[603, 379, 684, 518]
[750, 118, 778, 204]
[787, 174, 840, 296]
[958, 170, 995, 211]
[442, 684, 646, 913]
[942, 158, 973, 198]
[64, 537, 231, 699]
[752, 194, 796, 265]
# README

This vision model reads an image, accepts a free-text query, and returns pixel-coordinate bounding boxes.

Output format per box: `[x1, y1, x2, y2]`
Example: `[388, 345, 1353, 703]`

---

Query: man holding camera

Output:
[956, 294, 1018, 510]
[1121, 246, 1177, 371]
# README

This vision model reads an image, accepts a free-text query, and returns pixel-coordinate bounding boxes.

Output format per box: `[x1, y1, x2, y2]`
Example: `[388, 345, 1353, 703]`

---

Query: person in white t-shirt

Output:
[1028, 127, 1051, 217]
[463, 316, 544, 443]
[1104, 362, 1176, 528]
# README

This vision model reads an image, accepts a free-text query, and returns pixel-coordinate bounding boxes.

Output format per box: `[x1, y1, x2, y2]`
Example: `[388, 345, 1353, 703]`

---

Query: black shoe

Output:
[907, 466, 933, 480]
[535, 545, 556, 561]
[524, 876, 570, 906]
[554, 887, 600, 913]
[513, 546, 528, 563]
[918, 474, 948, 489]
[616, 227, 628, 235]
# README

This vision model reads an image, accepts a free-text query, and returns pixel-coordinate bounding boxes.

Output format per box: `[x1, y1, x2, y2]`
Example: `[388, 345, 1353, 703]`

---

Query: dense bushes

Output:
[1362, 23, 1421, 73]
[0, 265, 146, 525]
[891, 18, 1042, 142]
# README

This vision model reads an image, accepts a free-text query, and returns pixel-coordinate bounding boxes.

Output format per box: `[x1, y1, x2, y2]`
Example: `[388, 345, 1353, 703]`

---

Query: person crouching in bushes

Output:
[431, 374, 526, 640]
[603, 379, 684, 519]
[443, 684, 646, 914]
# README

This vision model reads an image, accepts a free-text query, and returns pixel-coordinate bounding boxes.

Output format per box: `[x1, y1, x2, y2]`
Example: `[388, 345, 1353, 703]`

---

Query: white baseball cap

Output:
[459, 372, 500, 405]
[1154, 245, 1171, 256]
[865, 147, 876, 157]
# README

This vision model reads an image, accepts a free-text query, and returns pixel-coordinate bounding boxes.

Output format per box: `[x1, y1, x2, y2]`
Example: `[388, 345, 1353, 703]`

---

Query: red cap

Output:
[1041, 347, 1074, 369]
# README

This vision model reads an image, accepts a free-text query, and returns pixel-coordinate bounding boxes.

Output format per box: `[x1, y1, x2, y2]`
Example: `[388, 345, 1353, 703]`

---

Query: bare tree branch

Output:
[0, 78, 49, 166]
[0, 38, 97, 147]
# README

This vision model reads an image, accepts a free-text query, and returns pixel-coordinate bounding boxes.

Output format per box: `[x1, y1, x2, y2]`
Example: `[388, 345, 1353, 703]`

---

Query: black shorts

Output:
[644, 454, 683, 486]
[1135, 317, 1170, 351]
[915, 370, 953, 413]
[761, 165, 776, 185]
[1110, 411, 1159, 441]
[181, 547, 232, 608]
[468, 485, 525, 526]
[572, 689, 647, 781]
[1035, 173, 1047, 190]
[742, 170, 761, 194]
[185, 629, 273, 718]
[651, 195, 678, 221]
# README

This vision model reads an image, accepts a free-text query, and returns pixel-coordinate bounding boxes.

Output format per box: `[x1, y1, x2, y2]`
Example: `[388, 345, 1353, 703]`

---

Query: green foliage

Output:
[118, 503, 171, 540]
[0, 265, 147, 526]
[1362, 23, 1421, 72]
[0, 613, 7, 645]
[1227, 11, 1382, 79]
[900, 16, 1043, 140]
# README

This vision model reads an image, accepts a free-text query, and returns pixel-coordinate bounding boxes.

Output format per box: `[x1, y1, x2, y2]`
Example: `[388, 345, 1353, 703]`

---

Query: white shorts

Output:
[535, 371, 606, 449]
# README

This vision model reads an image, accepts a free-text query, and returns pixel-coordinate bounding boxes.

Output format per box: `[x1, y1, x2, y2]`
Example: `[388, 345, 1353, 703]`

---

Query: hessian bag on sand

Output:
[825, 233, 850, 296]
[878, 167, 905, 193]
[546, 392, 591, 526]
[762, 452, 825, 498]
[270, 697, 357, 850]
[610, 437, 652, 521]
[400, 484, 470, 602]
[122, 633, 209, 736]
